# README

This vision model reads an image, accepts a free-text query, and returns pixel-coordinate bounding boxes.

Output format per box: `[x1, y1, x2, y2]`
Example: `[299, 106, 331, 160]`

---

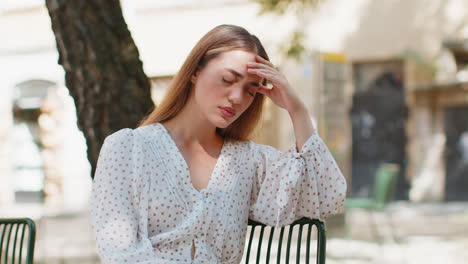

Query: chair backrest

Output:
[373, 163, 400, 209]
[244, 218, 326, 264]
[0, 218, 36, 264]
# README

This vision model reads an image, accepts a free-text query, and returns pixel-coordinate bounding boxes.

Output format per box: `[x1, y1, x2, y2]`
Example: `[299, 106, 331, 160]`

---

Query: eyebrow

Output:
[225, 68, 260, 87]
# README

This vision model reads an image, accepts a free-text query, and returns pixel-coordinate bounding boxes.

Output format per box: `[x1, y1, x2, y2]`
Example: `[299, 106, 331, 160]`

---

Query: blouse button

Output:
[292, 153, 302, 159]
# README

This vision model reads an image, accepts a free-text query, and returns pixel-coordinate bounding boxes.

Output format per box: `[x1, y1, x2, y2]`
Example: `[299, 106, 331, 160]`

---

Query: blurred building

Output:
[409, 40, 468, 201]
[0, 0, 92, 210]
[1, 0, 468, 212]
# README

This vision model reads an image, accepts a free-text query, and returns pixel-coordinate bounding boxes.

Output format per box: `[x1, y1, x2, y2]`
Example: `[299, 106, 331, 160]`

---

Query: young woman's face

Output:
[191, 50, 263, 128]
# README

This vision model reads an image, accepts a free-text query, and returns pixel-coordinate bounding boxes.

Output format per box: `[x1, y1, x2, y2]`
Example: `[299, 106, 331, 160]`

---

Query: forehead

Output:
[216, 50, 256, 63]
[209, 50, 263, 82]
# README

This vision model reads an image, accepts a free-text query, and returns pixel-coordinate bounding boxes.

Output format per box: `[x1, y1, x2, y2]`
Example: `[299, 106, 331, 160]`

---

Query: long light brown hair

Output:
[138, 24, 270, 141]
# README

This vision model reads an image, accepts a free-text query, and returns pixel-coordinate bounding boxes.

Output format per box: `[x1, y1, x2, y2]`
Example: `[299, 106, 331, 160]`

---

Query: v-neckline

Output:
[157, 122, 227, 194]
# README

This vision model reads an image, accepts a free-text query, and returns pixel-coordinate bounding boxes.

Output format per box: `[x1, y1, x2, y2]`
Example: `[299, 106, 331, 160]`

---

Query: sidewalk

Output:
[2, 201, 468, 264]
[328, 201, 468, 264]
[0, 204, 100, 264]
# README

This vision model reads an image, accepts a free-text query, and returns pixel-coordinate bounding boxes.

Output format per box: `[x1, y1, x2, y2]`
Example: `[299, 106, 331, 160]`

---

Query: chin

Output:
[213, 116, 234, 129]
[214, 120, 231, 129]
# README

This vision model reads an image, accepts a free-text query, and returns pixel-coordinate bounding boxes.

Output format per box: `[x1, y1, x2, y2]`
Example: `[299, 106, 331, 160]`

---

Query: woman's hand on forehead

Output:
[246, 55, 304, 113]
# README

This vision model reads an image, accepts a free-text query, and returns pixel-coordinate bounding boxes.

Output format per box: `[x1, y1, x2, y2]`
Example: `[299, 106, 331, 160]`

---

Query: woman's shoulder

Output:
[103, 127, 134, 144]
[104, 123, 162, 142]
[134, 122, 163, 140]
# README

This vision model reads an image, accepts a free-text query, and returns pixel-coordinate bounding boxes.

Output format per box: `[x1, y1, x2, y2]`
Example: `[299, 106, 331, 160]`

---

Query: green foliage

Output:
[253, 0, 325, 60]
[279, 30, 306, 61]
[253, 0, 323, 15]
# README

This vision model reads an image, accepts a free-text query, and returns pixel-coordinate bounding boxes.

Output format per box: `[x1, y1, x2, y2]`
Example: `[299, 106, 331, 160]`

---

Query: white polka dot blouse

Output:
[89, 122, 347, 264]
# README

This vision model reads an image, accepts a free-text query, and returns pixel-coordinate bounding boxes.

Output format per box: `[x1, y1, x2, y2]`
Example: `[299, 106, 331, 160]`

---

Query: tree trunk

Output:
[45, 0, 154, 179]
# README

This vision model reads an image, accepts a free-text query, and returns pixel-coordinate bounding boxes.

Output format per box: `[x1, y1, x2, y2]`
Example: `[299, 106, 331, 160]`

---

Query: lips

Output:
[219, 107, 235, 117]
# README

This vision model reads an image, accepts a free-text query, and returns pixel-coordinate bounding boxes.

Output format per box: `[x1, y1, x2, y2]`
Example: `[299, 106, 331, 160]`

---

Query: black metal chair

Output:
[244, 218, 326, 264]
[0, 218, 36, 264]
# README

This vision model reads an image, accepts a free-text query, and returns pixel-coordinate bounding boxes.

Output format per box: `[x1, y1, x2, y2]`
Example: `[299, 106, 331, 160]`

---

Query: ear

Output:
[191, 68, 200, 84]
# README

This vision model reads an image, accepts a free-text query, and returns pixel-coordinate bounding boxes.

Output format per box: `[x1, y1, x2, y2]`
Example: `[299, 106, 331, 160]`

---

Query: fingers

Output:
[246, 56, 279, 85]
[247, 62, 275, 72]
[247, 56, 276, 71]
[248, 68, 279, 84]
[255, 55, 274, 68]
[255, 85, 273, 95]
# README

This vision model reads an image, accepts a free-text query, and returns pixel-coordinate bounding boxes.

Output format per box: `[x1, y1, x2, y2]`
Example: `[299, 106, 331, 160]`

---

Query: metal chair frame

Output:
[0, 218, 36, 264]
[245, 218, 326, 264]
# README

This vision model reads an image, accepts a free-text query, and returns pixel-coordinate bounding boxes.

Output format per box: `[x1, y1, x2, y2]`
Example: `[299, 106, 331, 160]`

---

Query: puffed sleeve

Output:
[248, 130, 347, 229]
[89, 128, 156, 264]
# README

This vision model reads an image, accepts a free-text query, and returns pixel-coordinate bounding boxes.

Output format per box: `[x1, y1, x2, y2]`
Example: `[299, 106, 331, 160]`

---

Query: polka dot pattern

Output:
[89, 122, 347, 264]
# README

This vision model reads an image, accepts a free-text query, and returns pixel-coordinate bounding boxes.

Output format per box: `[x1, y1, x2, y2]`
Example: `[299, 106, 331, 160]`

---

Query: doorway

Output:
[444, 106, 468, 201]
[350, 60, 409, 200]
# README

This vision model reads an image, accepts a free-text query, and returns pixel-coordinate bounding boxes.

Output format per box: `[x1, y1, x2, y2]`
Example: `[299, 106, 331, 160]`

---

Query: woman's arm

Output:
[90, 129, 157, 264]
[247, 55, 346, 228]
[246, 55, 316, 152]
[248, 131, 347, 228]
[289, 104, 316, 152]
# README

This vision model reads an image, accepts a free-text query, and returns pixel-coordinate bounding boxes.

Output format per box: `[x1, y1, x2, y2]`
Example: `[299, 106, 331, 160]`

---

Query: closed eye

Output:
[247, 89, 256, 97]
[222, 76, 255, 97]
[222, 78, 233, 84]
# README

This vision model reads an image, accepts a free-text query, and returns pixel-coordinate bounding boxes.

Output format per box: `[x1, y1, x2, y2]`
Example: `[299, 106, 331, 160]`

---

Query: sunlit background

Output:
[1, 0, 468, 263]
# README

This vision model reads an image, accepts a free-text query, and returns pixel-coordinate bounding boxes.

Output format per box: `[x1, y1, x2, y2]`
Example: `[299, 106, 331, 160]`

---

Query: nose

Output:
[227, 85, 245, 105]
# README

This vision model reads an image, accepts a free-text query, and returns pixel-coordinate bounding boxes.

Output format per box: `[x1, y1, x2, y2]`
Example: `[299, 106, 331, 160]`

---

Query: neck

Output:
[161, 96, 222, 148]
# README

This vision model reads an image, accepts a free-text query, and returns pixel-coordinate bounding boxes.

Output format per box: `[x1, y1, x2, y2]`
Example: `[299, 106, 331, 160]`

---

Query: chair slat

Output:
[316, 220, 326, 264]
[296, 224, 304, 264]
[285, 225, 294, 264]
[4, 223, 14, 264]
[265, 227, 275, 264]
[276, 227, 285, 264]
[306, 224, 312, 264]
[245, 225, 256, 264]
[0, 224, 7, 261]
[12, 223, 21, 264]
[255, 225, 265, 264]
[18, 224, 26, 264]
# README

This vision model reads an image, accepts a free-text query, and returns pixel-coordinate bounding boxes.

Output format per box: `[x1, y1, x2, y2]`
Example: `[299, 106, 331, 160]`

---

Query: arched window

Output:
[12, 79, 56, 203]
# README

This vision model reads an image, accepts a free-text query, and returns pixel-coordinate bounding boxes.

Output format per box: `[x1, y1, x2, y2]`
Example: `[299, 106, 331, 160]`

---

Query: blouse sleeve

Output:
[89, 128, 156, 264]
[248, 130, 347, 229]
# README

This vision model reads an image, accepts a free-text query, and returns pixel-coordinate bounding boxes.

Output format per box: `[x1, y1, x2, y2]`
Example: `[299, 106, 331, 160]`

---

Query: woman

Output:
[90, 24, 347, 264]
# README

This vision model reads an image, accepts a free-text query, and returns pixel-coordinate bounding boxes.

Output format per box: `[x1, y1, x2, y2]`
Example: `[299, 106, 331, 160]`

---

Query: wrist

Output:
[287, 102, 307, 116]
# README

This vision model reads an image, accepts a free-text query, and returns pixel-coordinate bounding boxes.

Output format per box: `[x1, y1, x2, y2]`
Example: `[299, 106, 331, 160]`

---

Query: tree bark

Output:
[45, 0, 154, 179]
